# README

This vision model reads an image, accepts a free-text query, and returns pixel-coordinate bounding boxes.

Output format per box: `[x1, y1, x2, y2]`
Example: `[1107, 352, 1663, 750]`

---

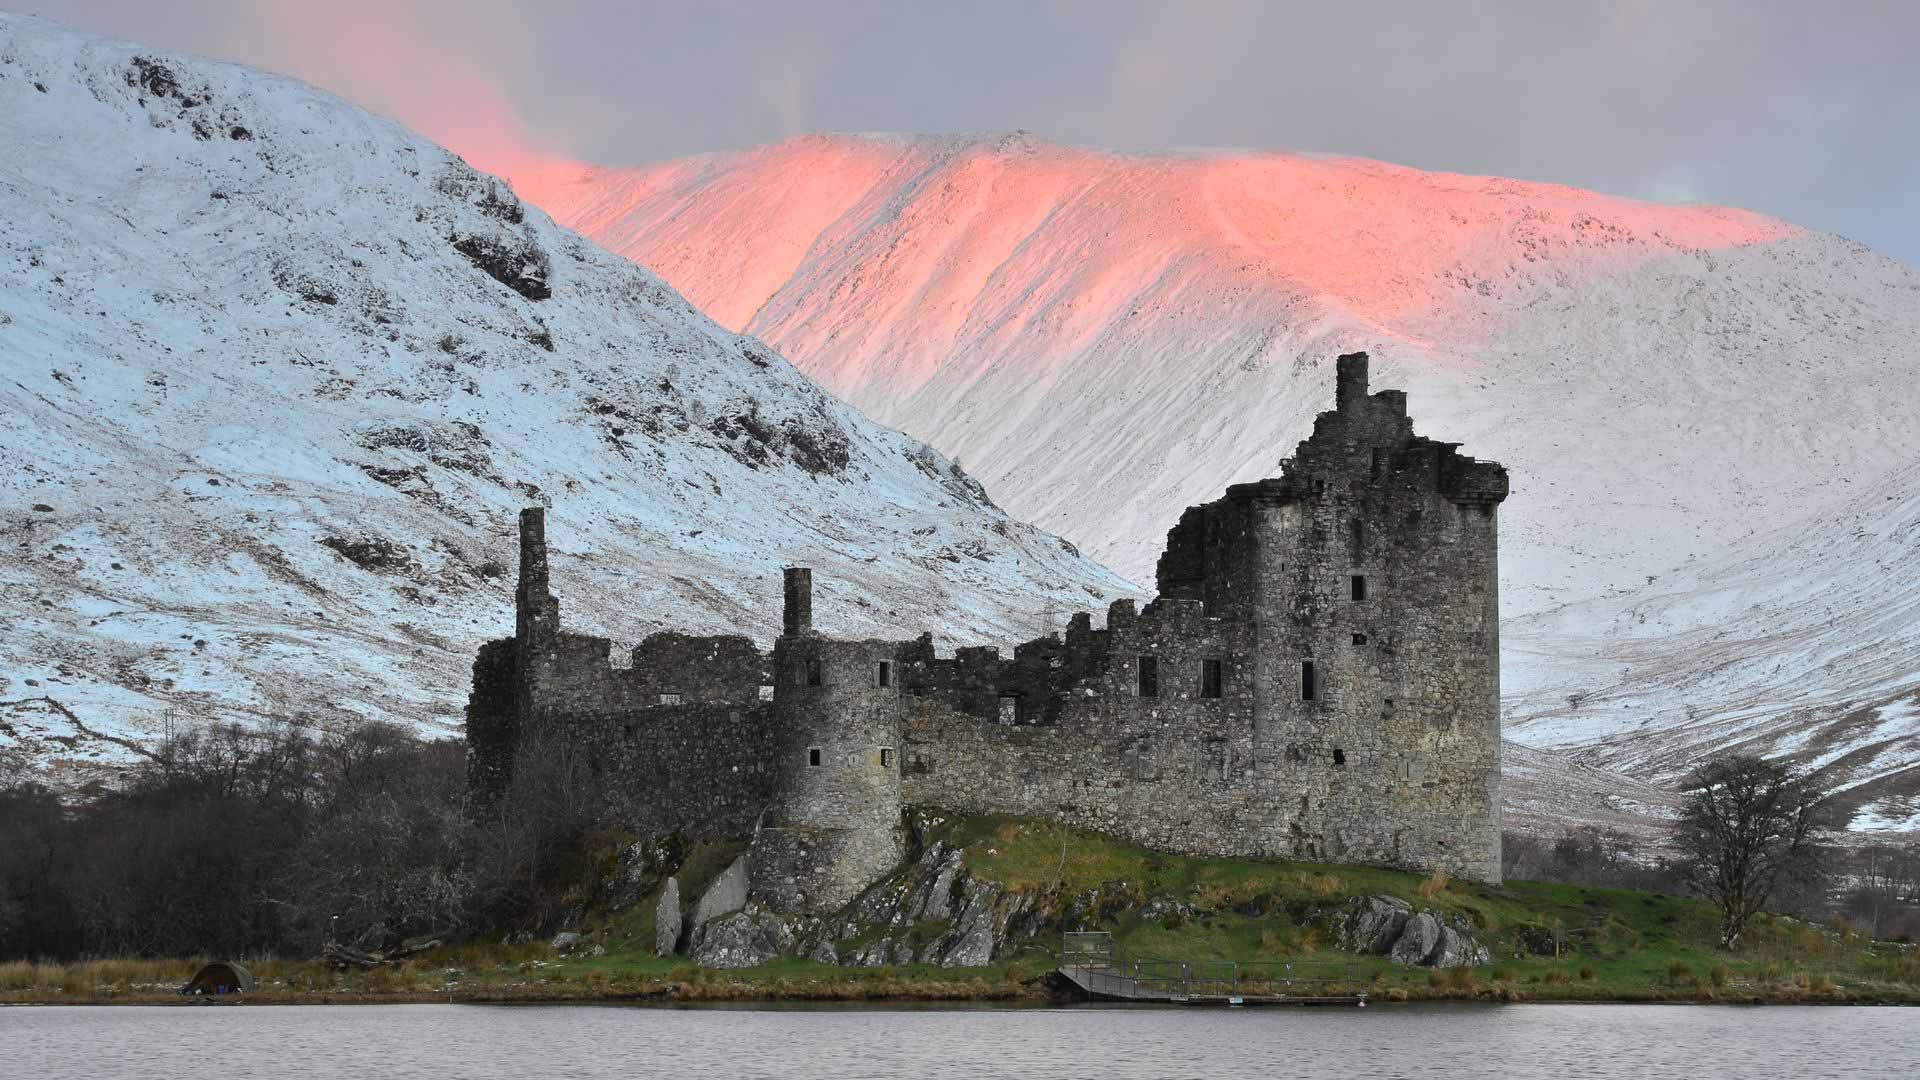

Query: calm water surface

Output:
[2, 1002, 1915, 1079]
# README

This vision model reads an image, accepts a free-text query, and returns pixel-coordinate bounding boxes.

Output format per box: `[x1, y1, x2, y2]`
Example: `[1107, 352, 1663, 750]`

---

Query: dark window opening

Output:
[1137, 655, 1159, 698]
[880, 747, 894, 769]
[1333, 748, 1346, 767]
[1352, 633, 1368, 646]
[807, 747, 822, 767]
[1201, 658, 1223, 699]
[1301, 659, 1317, 701]
[806, 656, 821, 687]
[1350, 575, 1368, 601]
[877, 660, 891, 688]
[998, 696, 1019, 725]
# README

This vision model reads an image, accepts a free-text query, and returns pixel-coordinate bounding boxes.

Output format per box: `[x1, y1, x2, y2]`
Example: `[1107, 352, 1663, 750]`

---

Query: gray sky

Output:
[27, 0, 1920, 266]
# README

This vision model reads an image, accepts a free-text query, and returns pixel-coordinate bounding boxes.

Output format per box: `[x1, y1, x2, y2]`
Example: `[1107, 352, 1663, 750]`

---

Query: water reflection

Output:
[1, 1002, 1911, 1080]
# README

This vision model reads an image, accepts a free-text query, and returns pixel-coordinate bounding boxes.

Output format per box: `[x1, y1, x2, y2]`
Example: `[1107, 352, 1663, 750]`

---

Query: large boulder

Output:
[654, 877, 682, 957]
[688, 909, 793, 968]
[1433, 922, 1491, 968]
[549, 931, 584, 955]
[1388, 912, 1444, 965]
[1340, 895, 1412, 954]
[690, 854, 750, 928]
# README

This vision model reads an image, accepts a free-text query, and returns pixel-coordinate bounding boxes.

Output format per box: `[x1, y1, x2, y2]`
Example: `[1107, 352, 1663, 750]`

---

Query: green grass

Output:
[919, 814, 1920, 1004]
[9, 815, 1915, 1005]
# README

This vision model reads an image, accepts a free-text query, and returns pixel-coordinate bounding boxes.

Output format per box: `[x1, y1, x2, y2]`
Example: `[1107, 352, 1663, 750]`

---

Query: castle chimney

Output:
[515, 506, 557, 641]
[1336, 352, 1369, 412]
[783, 567, 813, 637]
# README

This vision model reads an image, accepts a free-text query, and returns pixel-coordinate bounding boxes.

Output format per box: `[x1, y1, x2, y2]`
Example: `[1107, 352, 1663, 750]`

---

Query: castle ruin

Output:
[466, 352, 1510, 913]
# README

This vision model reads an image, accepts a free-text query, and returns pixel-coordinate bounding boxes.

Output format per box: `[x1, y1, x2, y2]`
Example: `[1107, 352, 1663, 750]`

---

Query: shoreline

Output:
[9, 983, 1919, 1008]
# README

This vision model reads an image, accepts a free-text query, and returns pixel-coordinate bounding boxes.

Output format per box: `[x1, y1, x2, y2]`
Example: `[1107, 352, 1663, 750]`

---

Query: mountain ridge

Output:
[538, 131, 1920, 829]
[0, 17, 1134, 780]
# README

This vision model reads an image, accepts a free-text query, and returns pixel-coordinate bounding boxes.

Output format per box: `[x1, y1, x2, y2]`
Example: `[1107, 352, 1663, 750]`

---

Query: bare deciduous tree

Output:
[1674, 755, 1840, 951]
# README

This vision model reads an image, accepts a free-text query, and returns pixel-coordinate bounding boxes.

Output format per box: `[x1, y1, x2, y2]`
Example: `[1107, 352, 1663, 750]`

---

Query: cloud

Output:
[27, 0, 1920, 264]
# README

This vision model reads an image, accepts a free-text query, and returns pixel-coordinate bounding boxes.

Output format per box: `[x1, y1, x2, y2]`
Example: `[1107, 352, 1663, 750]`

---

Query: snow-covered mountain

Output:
[538, 133, 1920, 824]
[1506, 459, 1920, 834]
[0, 20, 1134, 780]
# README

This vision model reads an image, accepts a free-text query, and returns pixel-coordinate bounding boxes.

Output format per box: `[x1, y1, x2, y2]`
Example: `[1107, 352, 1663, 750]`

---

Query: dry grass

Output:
[0, 957, 203, 995]
[1415, 869, 1450, 899]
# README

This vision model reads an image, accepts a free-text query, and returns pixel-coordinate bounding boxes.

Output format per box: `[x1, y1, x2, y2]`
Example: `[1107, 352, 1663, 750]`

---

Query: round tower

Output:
[748, 568, 905, 914]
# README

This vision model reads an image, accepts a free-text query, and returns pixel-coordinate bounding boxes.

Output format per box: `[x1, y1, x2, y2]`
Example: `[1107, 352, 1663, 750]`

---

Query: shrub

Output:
[1666, 961, 1693, 984]
[1578, 965, 1594, 980]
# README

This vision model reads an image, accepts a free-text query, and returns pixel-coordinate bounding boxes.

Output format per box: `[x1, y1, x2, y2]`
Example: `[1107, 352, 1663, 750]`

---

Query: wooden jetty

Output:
[1055, 932, 1367, 1006]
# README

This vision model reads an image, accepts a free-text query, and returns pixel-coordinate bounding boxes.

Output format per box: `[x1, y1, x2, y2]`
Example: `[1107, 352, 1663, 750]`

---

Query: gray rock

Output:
[690, 854, 750, 928]
[1431, 925, 1489, 969]
[654, 877, 682, 956]
[1388, 912, 1443, 966]
[549, 931, 584, 955]
[805, 938, 839, 965]
[589, 944, 607, 958]
[1342, 895, 1411, 954]
[937, 880, 1000, 967]
[688, 909, 793, 968]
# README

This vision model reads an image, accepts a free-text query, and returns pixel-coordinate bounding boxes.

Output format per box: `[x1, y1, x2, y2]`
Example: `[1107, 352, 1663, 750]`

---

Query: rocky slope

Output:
[645, 816, 1491, 972]
[537, 133, 1920, 825]
[0, 20, 1133, 779]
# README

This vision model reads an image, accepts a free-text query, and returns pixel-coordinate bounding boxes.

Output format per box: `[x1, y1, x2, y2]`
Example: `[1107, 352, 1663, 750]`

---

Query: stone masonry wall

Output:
[466, 351, 1509, 894]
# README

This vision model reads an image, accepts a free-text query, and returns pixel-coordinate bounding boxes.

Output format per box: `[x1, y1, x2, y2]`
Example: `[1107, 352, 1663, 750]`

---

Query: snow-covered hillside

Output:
[539, 133, 1920, 824]
[0, 21, 1134, 780]
[1506, 459, 1920, 834]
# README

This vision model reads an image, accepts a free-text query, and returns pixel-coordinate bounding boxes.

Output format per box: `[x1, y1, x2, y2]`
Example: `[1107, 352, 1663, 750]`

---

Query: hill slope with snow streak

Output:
[542, 133, 1918, 617]
[1505, 459, 1920, 833]
[0, 22, 1134, 778]
[543, 133, 1920, 823]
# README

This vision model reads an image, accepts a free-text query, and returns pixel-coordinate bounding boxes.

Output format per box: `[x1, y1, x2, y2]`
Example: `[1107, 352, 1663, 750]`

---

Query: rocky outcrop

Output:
[1340, 895, 1411, 953]
[689, 908, 793, 968]
[1332, 896, 1489, 968]
[654, 877, 682, 957]
[793, 840, 1046, 968]
[690, 855, 749, 927]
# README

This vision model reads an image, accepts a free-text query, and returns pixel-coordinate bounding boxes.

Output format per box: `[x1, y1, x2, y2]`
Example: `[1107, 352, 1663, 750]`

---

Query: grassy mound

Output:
[6, 815, 1915, 1004]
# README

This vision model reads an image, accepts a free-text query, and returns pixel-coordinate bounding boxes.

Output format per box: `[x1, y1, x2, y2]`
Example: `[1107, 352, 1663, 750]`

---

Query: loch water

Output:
[3, 1001, 1914, 1079]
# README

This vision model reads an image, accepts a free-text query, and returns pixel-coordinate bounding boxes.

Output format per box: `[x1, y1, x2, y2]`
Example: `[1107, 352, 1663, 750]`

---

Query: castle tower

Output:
[748, 569, 906, 913]
[1155, 352, 1509, 881]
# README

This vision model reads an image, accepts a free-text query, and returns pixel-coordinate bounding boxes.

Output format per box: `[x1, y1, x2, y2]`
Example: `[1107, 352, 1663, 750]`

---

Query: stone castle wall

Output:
[465, 352, 1510, 899]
